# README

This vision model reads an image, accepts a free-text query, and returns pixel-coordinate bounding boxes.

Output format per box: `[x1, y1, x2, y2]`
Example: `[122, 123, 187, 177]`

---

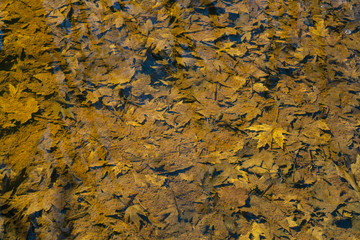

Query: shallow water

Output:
[1, 0, 360, 239]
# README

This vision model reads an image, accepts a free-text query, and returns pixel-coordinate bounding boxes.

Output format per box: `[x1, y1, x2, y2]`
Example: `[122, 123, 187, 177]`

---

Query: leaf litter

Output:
[0, 0, 360, 239]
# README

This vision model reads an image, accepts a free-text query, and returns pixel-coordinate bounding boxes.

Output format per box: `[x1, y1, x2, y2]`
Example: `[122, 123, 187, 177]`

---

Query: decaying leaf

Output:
[0, 84, 39, 127]
[2, 0, 360, 239]
[351, 155, 360, 180]
[239, 222, 272, 240]
[301, 120, 332, 145]
[217, 185, 248, 208]
[124, 204, 148, 229]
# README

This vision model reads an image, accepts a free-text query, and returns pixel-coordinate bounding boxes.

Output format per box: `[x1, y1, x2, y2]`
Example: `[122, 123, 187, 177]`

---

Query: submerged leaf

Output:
[217, 185, 248, 208]
[8, 83, 18, 97]
[0, 84, 39, 126]
[272, 127, 289, 149]
[124, 204, 147, 229]
[253, 83, 269, 93]
[248, 124, 288, 149]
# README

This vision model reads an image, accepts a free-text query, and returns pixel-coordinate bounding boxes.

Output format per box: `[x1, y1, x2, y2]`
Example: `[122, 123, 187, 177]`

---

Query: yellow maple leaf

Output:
[311, 19, 328, 37]
[247, 124, 289, 149]
[272, 127, 288, 149]
[255, 129, 273, 149]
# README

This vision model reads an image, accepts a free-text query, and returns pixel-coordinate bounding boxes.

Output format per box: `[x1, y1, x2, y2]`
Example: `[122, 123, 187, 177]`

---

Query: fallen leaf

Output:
[124, 204, 148, 229]
[253, 83, 268, 93]
[248, 124, 289, 149]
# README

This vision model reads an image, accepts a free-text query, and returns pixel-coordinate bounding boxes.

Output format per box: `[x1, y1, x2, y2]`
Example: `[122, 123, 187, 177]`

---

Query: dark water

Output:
[0, 0, 360, 239]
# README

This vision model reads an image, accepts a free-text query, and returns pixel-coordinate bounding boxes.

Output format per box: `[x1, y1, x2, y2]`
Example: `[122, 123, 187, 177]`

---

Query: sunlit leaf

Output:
[8, 83, 18, 97]
[253, 83, 268, 93]
[248, 124, 289, 149]
[272, 127, 289, 149]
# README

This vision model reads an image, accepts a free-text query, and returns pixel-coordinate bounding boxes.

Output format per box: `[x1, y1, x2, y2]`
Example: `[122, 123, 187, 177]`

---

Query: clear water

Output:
[0, 0, 360, 239]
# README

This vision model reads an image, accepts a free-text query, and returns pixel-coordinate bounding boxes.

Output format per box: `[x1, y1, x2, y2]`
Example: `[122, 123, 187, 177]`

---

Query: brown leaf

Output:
[124, 204, 148, 229]
[217, 185, 248, 208]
